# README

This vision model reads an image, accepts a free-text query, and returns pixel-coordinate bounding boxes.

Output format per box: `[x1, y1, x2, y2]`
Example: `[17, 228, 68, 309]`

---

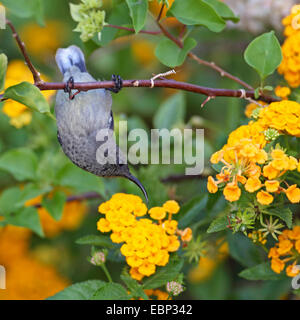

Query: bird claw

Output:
[64, 76, 75, 100]
[107, 74, 123, 93]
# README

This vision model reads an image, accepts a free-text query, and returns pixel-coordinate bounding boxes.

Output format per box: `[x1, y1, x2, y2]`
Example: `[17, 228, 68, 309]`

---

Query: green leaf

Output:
[76, 235, 115, 248]
[142, 256, 184, 289]
[203, 0, 239, 23]
[168, 0, 226, 32]
[155, 37, 197, 68]
[0, 148, 38, 181]
[177, 194, 208, 228]
[239, 262, 286, 281]
[42, 191, 66, 221]
[0, 187, 22, 215]
[153, 92, 186, 130]
[121, 273, 148, 300]
[244, 31, 282, 80]
[92, 283, 130, 300]
[4, 82, 51, 116]
[125, 0, 148, 33]
[48, 280, 106, 300]
[0, 53, 8, 92]
[265, 207, 293, 229]
[207, 215, 228, 233]
[55, 162, 104, 194]
[6, 206, 44, 237]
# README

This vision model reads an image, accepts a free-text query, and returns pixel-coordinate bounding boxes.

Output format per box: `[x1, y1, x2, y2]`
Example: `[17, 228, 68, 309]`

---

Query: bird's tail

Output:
[55, 45, 87, 74]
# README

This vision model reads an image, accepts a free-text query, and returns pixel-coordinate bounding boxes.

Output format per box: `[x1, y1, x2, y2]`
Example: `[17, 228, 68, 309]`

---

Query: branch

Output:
[161, 173, 208, 183]
[36, 79, 278, 103]
[156, 22, 254, 90]
[5, 20, 42, 84]
[105, 24, 161, 35]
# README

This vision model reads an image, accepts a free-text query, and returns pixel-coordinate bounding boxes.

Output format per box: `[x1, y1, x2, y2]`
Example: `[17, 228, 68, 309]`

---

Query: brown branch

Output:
[36, 79, 278, 103]
[161, 174, 208, 183]
[5, 20, 42, 84]
[157, 3, 165, 22]
[105, 24, 161, 35]
[157, 22, 254, 90]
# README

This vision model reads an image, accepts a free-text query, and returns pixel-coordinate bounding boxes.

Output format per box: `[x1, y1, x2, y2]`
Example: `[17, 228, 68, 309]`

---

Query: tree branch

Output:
[36, 79, 277, 103]
[156, 22, 254, 90]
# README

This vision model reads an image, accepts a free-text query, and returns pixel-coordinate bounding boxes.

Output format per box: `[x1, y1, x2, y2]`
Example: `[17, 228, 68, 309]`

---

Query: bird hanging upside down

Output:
[54, 45, 148, 202]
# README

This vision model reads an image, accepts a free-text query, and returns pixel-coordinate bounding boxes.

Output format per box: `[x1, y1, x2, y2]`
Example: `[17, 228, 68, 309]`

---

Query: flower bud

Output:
[166, 281, 184, 296]
[90, 251, 106, 266]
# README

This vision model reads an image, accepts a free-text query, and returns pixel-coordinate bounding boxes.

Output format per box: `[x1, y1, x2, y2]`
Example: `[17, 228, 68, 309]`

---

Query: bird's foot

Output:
[107, 74, 123, 93]
[64, 76, 75, 100]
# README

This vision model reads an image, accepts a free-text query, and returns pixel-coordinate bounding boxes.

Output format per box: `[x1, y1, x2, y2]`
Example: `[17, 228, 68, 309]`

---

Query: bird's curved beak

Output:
[125, 173, 148, 204]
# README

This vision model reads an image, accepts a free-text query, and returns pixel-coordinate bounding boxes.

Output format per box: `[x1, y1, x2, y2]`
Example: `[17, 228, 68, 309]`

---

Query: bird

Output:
[54, 45, 148, 202]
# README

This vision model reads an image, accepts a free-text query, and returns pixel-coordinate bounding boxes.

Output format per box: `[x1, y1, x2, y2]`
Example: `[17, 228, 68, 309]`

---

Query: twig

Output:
[105, 24, 161, 35]
[161, 173, 208, 183]
[5, 20, 42, 84]
[36, 79, 278, 103]
[201, 96, 215, 108]
[157, 3, 165, 22]
[157, 22, 254, 90]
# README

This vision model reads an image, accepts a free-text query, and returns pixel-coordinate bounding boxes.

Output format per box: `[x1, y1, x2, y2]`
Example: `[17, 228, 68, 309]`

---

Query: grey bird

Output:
[55, 45, 148, 202]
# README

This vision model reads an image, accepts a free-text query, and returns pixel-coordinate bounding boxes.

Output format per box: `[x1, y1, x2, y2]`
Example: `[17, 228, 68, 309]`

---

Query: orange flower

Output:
[223, 183, 241, 202]
[263, 163, 280, 180]
[288, 226, 300, 240]
[181, 228, 192, 242]
[295, 240, 300, 254]
[130, 267, 144, 281]
[286, 262, 300, 277]
[271, 258, 285, 274]
[285, 185, 300, 203]
[210, 150, 224, 164]
[257, 190, 274, 205]
[277, 239, 294, 255]
[207, 176, 218, 193]
[275, 86, 291, 99]
[265, 180, 280, 193]
[245, 177, 262, 193]
[268, 247, 279, 259]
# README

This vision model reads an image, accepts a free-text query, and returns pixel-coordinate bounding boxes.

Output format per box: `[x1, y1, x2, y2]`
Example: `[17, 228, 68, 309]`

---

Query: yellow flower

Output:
[207, 176, 218, 193]
[110, 232, 123, 243]
[162, 220, 178, 235]
[257, 190, 274, 205]
[295, 239, 300, 253]
[277, 239, 293, 255]
[163, 200, 180, 214]
[265, 180, 280, 193]
[271, 258, 285, 274]
[167, 235, 180, 252]
[288, 226, 300, 240]
[133, 202, 148, 217]
[245, 177, 262, 193]
[149, 207, 166, 220]
[285, 185, 300, 203]
[268, 247, 279, 259]
[181, 227, 192, 242]
[120, 244, 135, 257]
[129, 267, 144, 281]
[97, 218, 111, 233]
[286, 262, 300, 277]
[275, 86, 291, 99]
[223, 183, 241, 202]
[138, 261, 156, 276]
[126, 255, 143, 268]
[263, 163, 280, 180]
[210, 150, 224, 164]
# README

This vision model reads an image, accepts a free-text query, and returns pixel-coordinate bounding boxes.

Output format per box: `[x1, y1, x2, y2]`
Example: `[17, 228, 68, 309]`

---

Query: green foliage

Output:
[91, 282, 130, 300]
[153, 92, 186, 129]
[264, 207, 293, 229]
[48, 280, 107, 300]
[4, 82, 52, 118]
[121, 273, 148, 300]
[125, 0, 148, 34]
[76, 234, 115, 248]
[41, 190, 66, 221]
[155, 37, 197, 68]
[203, 0, 239, 23]
[239, 262, 286, 281]
[0, 54, 7, 92]
[168, 0, 226, 32]
[244, 31, 282, 81]
[207, 215, 228, 233]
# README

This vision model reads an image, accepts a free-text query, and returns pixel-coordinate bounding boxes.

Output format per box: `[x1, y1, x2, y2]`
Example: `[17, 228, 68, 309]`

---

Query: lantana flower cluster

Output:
[268, 226, 300, 277]
[207, 100, 300, 206]
[97, 193, 192, 281]
[278, 5, 300, 87]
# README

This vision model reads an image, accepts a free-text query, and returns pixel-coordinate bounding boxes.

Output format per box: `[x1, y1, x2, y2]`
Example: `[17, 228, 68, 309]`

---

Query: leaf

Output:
[203, 0, 239, 23]
[0, 148, 38, 181]
[155, 37, 197, 68]
[142, 256, 184, 290]
[48, 280, 106, 300]
[92, 283, 130, 300]
[168, 0, 226, 32]
[0, 187, 22, 215]
[244, 31, 282, 80]
[121, 274, 148, 300]
[125, 0, 148, 33]
[42, 191, 66, 221]
[207, 215, 228, 233]
[239, 262, 286, 281]
[4, 82, 51, 115]
[0, 53, 7, 92]
[153, 92, 186, 130]
[6, 206, 44, 237]
[177, 194, 208, 228]
[227, 233, 264, 268]
[265, 207, 293, 229]
[55, 162, 105, 194]
[76, 235, 115, 248]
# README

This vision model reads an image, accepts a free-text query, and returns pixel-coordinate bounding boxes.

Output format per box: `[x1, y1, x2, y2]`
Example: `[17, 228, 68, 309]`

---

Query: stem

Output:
[105, 24, 161, 35]
[101, 264, 113, 282]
